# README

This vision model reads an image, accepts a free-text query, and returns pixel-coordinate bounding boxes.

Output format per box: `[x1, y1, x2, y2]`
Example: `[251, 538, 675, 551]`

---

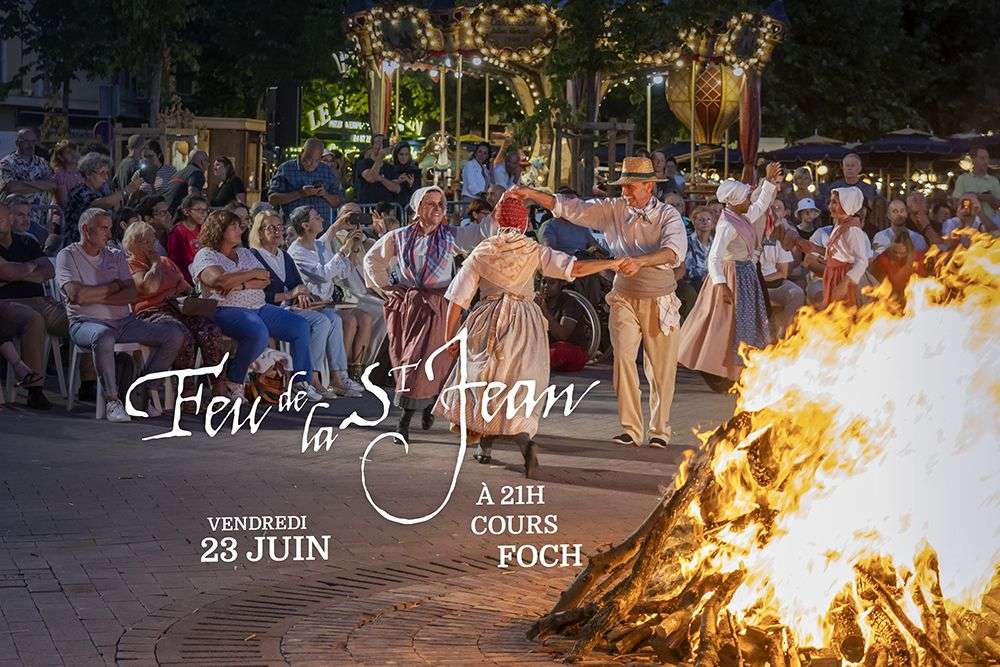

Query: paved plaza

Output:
[0, 365, 734, 665]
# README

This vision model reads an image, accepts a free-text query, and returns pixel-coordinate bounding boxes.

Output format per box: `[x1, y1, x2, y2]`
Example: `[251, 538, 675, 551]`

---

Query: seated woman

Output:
[123, 220, 229, 398]
[0, 301, 49, 410]
[869, 227, 926, 303]
[287, 205, 382, 377]
[188, 210, 319, 401]
[249, 209, 364, 398]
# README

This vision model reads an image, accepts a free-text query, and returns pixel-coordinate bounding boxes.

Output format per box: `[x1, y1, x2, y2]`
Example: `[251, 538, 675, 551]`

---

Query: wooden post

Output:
[554, 123, 562, 190]
[394, 66, 400, 136]
[646, 83, 652, 152]
[689, 59, 697, 184]
[724, 127, 730, 179]
[454, 54, 463, 191]
[608, 119, 618, 184]
[484, 74, 490, 141]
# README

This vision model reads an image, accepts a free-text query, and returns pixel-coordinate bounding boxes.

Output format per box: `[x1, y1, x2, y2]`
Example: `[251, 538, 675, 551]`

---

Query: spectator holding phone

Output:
[354, 134, 398, 205]
[952, 148, 1000, 224]
[385, 142, 420, 210]
[943, 193, 997, 236]
[268, 138, 344, 225]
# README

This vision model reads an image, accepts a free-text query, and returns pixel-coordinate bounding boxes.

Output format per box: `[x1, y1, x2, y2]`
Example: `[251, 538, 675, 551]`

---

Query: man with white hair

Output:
[268, 137, 343, 224]
[55, 208, 184, 422]
[0, 128, 56, 233]
[819, 153, 878, 212]
[509, 156, 688, 448]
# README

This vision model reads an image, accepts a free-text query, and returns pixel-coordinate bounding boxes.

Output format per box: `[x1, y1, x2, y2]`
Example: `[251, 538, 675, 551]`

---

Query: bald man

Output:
[0, 128, 56, 233]
[268, 137, 344, 225]
[166, 150, 208, 212]
[819, 152, 878, 212]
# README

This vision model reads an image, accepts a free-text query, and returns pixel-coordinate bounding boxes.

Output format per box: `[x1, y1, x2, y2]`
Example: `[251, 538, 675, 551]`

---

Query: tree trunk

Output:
[62, 78, 71, 129]
[148, 42, 166, 127]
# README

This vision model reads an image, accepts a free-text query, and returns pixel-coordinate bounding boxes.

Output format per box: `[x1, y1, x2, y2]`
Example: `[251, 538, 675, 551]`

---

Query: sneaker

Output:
[293, 381, 323, 402]
[648, 437, 669, 449]
[106, 399, 132, 423]
[318, 385, 339, 400]
[332, 373, 364, 397]
[611, 433, 638, 447]
[225, 381, 245, 401]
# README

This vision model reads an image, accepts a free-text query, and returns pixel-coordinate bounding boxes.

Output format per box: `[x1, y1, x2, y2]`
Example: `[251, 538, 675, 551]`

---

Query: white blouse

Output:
[189, 246, 266, 309]
[287, 238, 352, 302]
[707, 181, 776, 285]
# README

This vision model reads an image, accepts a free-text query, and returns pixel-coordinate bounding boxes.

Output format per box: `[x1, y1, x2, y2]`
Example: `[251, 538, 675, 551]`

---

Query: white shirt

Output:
[809, 225, 833, 247]
[827, 225, 872, 285]
[493, 163, 516, 189]
[461, 158, 491, 198]
[759, 243, 794, 278]
[255, 246, 286, 283]
[287, 238, 352, 302]
[189, 246, 266, 309]
[871, 226, 928, 255]
[941, 216, 986, 236]
[707, 181, 777, 285]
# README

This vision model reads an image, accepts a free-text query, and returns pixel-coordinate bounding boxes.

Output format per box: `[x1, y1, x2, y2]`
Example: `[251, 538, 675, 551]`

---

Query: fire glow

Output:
[530, 233, 1000, 665]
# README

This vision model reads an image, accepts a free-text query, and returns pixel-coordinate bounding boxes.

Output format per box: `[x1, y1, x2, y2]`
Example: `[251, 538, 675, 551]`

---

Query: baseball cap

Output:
[795, 198, 819, 214]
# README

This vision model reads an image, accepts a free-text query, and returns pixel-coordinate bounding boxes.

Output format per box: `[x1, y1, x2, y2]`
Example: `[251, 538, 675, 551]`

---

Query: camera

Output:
[350, 211, 372, 228]
[137, 160, 157, 184]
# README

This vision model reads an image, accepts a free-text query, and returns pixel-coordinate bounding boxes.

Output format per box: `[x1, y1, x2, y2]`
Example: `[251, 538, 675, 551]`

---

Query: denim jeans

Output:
[69, 316, 185, 400]
[213, 304, 312, 383]
[294, 307, 348, 376]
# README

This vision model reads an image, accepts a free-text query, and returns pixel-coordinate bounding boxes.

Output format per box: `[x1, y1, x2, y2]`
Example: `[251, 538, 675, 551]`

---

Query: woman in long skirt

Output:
[435, 194, 623, 477]
[678, 164, 783, 385]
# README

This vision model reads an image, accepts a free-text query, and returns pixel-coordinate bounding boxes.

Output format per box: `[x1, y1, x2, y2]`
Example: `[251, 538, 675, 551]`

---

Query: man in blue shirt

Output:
[539, 189, 602, 255]
[268, 138, 343, 225]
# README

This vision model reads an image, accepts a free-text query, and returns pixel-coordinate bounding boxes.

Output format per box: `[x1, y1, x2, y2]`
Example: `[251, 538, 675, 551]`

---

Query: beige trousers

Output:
[608, 294, 680, 444]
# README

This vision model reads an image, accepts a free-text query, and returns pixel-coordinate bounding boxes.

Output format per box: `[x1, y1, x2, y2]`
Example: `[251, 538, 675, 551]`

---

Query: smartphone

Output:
[311, 180, 324, 190]
[961, 199, 972, 212]
[350, 211, 373, 228]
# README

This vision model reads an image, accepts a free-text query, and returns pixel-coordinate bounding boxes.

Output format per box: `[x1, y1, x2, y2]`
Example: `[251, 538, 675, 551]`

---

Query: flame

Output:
[687, 234, 1000, 646]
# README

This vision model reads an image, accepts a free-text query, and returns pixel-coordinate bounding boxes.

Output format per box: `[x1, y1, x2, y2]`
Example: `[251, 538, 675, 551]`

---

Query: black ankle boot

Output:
[473, 436, 495, 464]
[421, 405, 436, 430]
[514, 433, 539, 479]
[397, 409, 415, 442]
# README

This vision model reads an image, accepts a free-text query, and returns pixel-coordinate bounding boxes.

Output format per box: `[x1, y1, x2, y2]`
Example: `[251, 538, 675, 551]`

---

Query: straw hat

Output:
[607, 156, 668, 185]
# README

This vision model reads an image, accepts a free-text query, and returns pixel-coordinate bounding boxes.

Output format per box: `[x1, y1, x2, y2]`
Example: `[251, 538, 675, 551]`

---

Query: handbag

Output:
[175, 296, 217, 318]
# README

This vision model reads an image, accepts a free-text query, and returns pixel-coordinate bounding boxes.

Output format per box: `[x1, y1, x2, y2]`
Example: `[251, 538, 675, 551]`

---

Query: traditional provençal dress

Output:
[363, 220, 492, 410]
[434, 230, 576, 438]
[678, 182, 776, 381]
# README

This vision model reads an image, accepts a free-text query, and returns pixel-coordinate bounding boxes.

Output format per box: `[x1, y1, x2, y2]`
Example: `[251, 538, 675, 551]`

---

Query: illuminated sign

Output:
[305, 99, 425, 138]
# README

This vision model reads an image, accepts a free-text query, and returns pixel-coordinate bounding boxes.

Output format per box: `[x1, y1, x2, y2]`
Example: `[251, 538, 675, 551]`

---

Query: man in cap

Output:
[509, 156, 687, 448]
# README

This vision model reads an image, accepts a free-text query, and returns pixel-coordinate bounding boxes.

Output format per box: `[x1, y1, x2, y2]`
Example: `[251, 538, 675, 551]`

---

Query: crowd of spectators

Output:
[0, 126, 996, 417]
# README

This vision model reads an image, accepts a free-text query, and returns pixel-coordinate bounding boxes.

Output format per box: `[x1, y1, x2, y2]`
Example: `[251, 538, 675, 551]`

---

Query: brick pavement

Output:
[0, 366, 734, 665]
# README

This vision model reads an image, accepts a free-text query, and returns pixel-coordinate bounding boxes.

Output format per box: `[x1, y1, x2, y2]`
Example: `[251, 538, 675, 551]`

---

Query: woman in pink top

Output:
[166, 193, 207, 282]
[50, 140, 83, 210]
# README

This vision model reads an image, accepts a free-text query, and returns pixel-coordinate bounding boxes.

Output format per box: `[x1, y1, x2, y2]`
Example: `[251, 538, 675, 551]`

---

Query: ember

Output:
[530, 234, 1000, 665]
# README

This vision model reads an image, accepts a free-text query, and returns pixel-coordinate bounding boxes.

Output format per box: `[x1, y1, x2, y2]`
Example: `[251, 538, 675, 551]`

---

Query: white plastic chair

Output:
[66, 343, 172, 418]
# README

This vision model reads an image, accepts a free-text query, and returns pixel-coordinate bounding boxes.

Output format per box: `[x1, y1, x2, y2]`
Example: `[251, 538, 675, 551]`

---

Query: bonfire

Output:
[530, 234, 1000, 665]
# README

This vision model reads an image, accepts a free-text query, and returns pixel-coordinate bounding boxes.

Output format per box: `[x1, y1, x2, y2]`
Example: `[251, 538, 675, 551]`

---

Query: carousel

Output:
[346, 3, 784, 193]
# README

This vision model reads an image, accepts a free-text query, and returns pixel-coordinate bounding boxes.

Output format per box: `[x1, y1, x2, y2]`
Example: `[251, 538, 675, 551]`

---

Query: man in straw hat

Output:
[363, 185, 494, 441]
[509, 156, 687, 448]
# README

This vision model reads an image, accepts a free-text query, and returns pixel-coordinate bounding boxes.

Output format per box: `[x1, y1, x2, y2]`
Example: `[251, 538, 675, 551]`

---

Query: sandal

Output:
[16, 371, 44, 388]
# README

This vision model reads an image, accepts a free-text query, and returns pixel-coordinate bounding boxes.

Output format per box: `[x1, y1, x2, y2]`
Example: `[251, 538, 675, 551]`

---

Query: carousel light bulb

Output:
[732, 66, 744, 77]
[444, 56, 453, 67]
[807, 184, 816, 192]
[816, 164, 829, 176]
[911, 171, 920, 181]
[676, 59, 685, 68]
[959, 157, 973, 171]
[652, 74, 664, 85]
[784, 172, 793, 182]
[471, 56, 482, 66]
[429, 69, 438, 79]
[947, 171, 955, 177]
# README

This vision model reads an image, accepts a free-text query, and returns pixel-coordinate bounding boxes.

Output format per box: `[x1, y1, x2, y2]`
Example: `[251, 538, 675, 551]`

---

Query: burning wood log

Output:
[827, 586, 866, 663]
[915, 546, 954, 654]
[855, 564, 959, 667]
[723, 612, 743, 667]
[694, 570, 745, 667]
